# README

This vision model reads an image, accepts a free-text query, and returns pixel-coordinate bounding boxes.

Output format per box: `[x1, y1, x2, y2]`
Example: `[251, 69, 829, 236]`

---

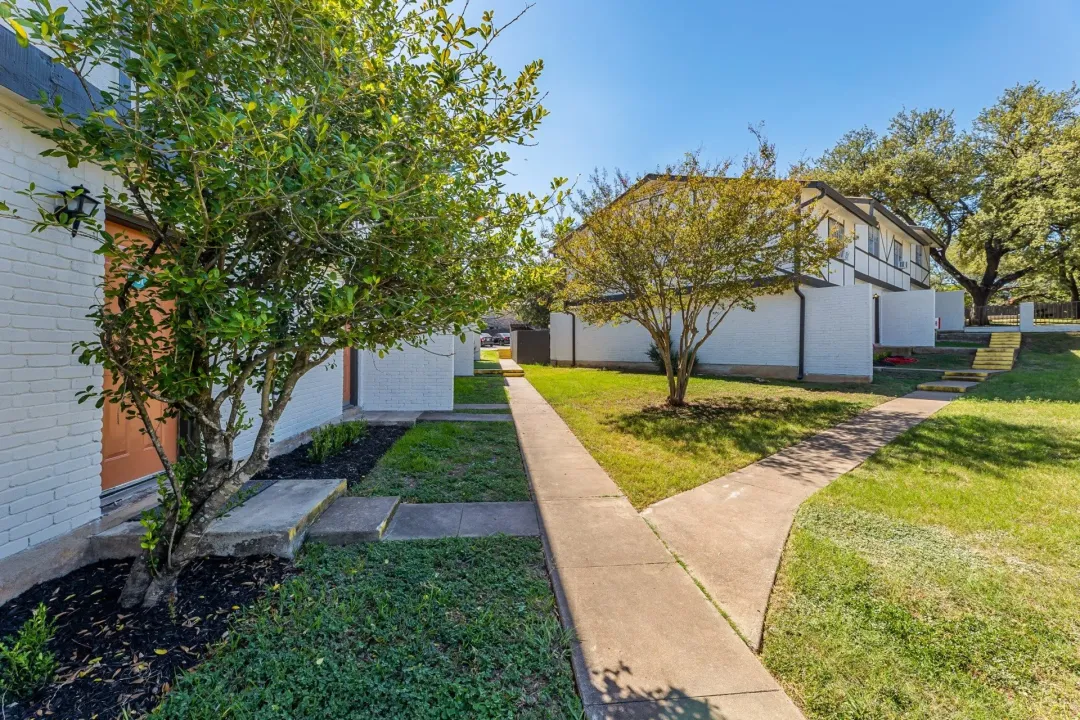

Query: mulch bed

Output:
[255, 423, 407, 489]
[0, 556, 293, 720]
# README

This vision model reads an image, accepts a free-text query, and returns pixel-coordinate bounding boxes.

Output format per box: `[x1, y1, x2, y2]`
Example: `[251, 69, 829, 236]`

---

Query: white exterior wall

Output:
[231, 351, 344, 459]
[359, 335, 454, 411]
[804, 284, 874, 381]
[677, 293, 800, 369]
[453, 331, 476, 377]
[936, 290, 966, 331]
[879, 289, 937, 347]
[550, 286, 872, 381]
[0, 93, 109, 561]
[548, 313, 653, 364]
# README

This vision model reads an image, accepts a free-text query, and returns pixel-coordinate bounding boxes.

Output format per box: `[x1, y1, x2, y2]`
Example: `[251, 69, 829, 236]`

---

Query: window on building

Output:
[892, 239, 903, 265]
[867, 226, 881, 257]
[827, 217, 845, 241]
[915, 244, 925, 267]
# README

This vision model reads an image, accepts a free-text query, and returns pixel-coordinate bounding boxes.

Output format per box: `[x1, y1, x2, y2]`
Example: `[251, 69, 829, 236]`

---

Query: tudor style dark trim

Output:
[0, 26, 105, 118]
[854, 270, 904, 293]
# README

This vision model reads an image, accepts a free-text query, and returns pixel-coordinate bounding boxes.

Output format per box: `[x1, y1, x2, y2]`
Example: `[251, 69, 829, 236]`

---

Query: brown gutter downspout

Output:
[569, 312, 577, 367]
[792, 187, 825, 382]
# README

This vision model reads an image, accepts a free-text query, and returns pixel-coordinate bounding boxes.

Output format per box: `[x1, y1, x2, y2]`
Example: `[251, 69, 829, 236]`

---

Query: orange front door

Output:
[342, 349, 353, 405]
[99, 220, 179, 491]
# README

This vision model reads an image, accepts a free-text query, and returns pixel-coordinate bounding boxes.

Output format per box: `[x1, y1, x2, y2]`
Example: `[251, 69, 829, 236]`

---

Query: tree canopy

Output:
[555, 144, 839, 405]
[4, 0, 561, 605]
[816, 82, 1080, 309]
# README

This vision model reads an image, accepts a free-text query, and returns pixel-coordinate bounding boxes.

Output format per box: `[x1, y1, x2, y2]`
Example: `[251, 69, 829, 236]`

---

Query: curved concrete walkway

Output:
[642, 390, 957, 651]
[507, 376, 804, 720]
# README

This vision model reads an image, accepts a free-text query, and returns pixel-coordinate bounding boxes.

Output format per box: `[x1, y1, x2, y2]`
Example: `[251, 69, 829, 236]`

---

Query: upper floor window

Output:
[867, 226, 881, 257]
[827, 217, 845, 241]
[892, 239, 903, 266]
[915, 244, 925, 268]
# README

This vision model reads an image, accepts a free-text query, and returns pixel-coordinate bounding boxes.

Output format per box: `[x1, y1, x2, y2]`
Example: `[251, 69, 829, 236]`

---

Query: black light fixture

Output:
[55, 185, 101, 236]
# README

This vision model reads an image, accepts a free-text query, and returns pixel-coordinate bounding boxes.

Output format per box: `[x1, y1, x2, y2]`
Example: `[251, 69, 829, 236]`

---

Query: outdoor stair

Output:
[918, 333, 1020, 392]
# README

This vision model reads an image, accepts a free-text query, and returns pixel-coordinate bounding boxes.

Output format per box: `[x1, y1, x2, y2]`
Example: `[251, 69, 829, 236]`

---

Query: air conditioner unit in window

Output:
[837, 247, 850, 261]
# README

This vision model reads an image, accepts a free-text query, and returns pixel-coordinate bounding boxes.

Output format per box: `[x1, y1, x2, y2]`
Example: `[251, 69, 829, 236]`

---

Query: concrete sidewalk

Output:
[506, 376, 804, 720]
[643, 390, 957, 651]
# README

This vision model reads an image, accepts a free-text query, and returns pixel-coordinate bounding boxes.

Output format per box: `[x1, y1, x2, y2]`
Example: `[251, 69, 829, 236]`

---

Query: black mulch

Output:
[254, 423, 407, 489]
[0, 556, 293, 720]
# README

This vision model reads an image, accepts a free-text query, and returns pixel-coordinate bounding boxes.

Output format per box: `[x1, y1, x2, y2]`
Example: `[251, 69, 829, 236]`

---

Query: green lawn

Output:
[480, 348, 501, 362]
[153, 538, 581, 720]
[524, 365, 922, 508]
[454, 376, 509, 405]
[474, 360, 502, 370]
[351, 422, 529, 503]
[763, 333, 1080, 719]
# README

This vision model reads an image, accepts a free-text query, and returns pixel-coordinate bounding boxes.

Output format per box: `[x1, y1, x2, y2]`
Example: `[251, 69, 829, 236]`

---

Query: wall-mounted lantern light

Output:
[55, 185, 101, 237]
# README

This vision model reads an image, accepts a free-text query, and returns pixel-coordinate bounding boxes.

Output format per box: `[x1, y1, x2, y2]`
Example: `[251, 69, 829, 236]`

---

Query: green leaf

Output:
[7, 18, 28, 47]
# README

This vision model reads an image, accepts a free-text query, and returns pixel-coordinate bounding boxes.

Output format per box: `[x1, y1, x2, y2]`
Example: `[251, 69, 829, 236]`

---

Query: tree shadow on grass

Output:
[606, 395, 866, 460]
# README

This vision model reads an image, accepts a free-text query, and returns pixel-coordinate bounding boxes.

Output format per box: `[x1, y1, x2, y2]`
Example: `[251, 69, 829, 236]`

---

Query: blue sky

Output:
[480, 0, 1080, 199]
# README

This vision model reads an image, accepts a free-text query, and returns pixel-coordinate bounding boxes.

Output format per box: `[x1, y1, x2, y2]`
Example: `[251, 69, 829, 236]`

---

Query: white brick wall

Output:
[453, 331, 475, 377]
[935, 290, 966, 332]
[879, 289, 936, 347]
[0, 93, 109, 561]
[550, 286, 873, 381]
[231, 351, 345, 459]
[804, 284, 873, 380]
[360, 335, 454, 411]
[551, 293, 800, 370]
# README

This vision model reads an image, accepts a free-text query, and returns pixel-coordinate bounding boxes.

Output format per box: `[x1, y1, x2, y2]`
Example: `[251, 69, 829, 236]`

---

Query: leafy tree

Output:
[554, 143, 840, 406]
[5, 0, 561, 606]
[507, 253, 563, 328]
[817, 83, 1079, 313]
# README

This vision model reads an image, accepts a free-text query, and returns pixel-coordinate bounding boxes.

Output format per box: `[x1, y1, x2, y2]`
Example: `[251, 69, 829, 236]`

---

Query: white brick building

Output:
[549, 178, 945, 383]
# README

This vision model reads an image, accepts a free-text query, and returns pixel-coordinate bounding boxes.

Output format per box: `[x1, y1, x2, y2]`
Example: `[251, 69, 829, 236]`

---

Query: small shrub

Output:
[307, 420, 368, 463]
[0, 604, 57, 700]
[647, 339, 694, 376]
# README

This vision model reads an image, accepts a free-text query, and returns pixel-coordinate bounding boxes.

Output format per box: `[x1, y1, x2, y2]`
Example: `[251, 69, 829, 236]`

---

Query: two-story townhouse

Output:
[803, 185, 940, 293]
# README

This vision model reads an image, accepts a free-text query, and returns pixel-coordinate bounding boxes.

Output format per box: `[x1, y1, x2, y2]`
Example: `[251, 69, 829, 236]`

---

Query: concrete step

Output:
[975, 349, 1016, 356]
[972, 365, 1013, 371]
[306, 496, 400, 544]
[418, 412, 513, 422]
[917, 380, 980, 393]
[474, 368, 524, 377]
[943, 370, 992, 378]
[91, 478, 346, 560]
[942, 373, 988, 382]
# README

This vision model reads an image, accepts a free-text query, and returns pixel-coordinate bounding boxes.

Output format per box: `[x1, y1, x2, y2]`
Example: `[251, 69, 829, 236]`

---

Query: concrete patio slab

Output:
[208, 478, 346, 558]
[539, 497, 672, 568]
[306, 496, 400, 544]
[459, 502, 539, 537]
[92, 478, 347, 560]
[382, 503, 464, 540]
[644, 391, 954, 651]
[418, 412, 513, 422]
